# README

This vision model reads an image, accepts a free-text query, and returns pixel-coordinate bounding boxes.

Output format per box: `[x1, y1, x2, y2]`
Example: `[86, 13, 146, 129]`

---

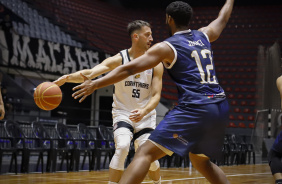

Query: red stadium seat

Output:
[246, 94, 254, 99]
[238, 81, 245, 85]
[234, 88, 241, 92]
[221, 80, 228, 85]
[249, 123, 255, 129]
[225, 87, 232, 92]
[249, 101, 256, 106]
[238, 122, 247, 128]
[229, 115, 235, 120]
[238, 115, 245, 120]
[234, 108, 241, 113]
[230, 100, 238, 106]
[237, 94, 244, 99]
[228, 122, 237, 128]
[228, 94, 235, 99]
[230, 80, 236, 85]
[243, 108, 251, 113]
[241, 101, 247, 106]
[247, 115, 255, 121]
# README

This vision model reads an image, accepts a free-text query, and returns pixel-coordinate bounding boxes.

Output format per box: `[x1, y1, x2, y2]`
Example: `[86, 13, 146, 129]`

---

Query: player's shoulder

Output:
[109, 52, 123, 63]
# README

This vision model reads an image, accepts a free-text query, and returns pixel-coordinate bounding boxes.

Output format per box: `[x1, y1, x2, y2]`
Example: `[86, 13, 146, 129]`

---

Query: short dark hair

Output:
[127, 20, 151, 36]
[166, 1, 193, 27]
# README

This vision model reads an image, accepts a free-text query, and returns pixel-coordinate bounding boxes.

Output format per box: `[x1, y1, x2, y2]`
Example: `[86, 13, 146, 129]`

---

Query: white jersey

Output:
[112, 49, 156, 126]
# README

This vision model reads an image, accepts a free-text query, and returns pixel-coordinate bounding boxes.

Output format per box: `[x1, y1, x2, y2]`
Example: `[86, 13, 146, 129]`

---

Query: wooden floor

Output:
[0, 164, 273, 184]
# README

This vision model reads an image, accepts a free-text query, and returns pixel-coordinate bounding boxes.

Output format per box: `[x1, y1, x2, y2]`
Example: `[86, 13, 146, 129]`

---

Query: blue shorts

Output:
[149, 99, 229, 159]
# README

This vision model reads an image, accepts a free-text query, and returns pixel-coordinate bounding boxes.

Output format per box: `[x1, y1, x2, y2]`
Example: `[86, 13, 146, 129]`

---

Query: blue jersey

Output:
[272, 131, 282, 153]
[163, 30, 225, 105]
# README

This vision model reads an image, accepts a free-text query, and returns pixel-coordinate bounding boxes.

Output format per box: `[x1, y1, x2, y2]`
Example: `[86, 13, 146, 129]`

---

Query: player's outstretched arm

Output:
[72, 42, 174, 103]
[199, 0, 234, 42]
[54, 53, 122, 86]
[129, 63, 163, 122]
[277, 76, 282, 110]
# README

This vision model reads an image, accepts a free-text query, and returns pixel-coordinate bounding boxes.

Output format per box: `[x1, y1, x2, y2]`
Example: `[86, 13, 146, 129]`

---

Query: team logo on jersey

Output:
[135, 74, 141, 79]
[188, 39, 204, 47]
[146, 69, 152, 75]
[207, 94, 214, 99]
[173, 133, 188, 145]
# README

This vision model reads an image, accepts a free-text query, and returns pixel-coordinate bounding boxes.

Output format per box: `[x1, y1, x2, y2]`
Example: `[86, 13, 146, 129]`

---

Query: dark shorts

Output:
[268, 149, 282, 174]
[149, 99, 229, 159]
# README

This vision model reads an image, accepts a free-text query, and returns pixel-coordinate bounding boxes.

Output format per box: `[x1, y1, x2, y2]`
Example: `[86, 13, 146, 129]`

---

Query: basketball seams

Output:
[34, 82, 62, 111]
[42, 96, 61, 106]
[42, 84, 58, 96]
[38, 83, 46, 110]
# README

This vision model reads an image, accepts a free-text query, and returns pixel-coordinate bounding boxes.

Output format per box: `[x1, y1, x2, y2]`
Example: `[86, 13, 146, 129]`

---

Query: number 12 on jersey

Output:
[191, 49, 218, 84]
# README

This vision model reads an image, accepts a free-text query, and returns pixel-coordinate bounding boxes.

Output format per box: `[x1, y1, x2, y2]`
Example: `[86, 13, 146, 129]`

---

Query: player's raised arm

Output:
[199, 0, 234, 42]
[54, 53, 122, 86]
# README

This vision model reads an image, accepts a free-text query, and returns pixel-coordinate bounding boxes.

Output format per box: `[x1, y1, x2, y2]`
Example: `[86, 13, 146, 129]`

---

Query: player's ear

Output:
[133, 33, 139, 39]
[166, 14, 172, 24]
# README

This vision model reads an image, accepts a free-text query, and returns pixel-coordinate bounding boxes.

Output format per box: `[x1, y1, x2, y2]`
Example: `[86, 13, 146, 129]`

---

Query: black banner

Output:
[0, 27, 108, 75]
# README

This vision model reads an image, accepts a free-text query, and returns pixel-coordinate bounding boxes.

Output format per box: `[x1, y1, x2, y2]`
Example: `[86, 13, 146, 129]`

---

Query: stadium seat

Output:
[247, 115, 255, 121]
[229, 115, 235, 120]
[237, 115, 245, 121]
[248, 123, 255, 129]
[238, 122, 246, 128]
[230, 100, 238, 106]
[241, 101, 247, 106]
[237, 94, 244, 99]
[225, 87, 232, 92]
[249, 101, 256, 106]
[228, 94, 235, 99]
[243, 108, 251, 113]
[228, 122, 237, 128]
[234, 108, 241, 113]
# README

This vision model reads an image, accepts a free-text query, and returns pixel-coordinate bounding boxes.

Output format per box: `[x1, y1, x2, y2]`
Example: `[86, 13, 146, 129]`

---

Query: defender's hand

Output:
[72, 73, 96, 103]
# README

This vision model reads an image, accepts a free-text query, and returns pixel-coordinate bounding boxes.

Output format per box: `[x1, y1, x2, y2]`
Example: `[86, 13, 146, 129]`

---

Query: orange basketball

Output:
[34, 82, 62, 111]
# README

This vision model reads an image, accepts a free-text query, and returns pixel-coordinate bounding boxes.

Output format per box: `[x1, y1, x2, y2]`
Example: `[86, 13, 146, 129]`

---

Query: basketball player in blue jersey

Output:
[54, 20, 163, 184]
[268, 76, 282, 184]
[73, 0, 234, 183]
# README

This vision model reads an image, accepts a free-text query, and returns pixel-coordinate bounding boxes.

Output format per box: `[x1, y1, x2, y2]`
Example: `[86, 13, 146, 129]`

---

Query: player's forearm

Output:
[94, 61, 143, 90]
[66, 69, 93, 83]
[87, 65, 112, 80]
[66, 65, 110, 83]
[218, 0, 234, 24]
[143, 94, 161, 115]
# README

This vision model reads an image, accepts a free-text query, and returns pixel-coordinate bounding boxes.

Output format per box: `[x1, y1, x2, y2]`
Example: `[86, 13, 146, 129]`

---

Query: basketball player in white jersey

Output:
[54, 20, 163, 184]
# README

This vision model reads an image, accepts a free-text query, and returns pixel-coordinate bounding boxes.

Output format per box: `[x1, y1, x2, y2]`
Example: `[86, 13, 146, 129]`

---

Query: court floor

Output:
[0, 163, 273, 184]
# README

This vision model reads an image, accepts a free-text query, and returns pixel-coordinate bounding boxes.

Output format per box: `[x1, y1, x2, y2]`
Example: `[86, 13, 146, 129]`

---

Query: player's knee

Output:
[149, 160, 160, 171]
[110, 142, 130, 170]
[115, 141, 130, 158]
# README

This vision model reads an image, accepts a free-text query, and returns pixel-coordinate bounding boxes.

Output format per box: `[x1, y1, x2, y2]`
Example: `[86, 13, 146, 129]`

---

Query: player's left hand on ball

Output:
[129, 109, 145, 123]
[72, 73, 96, 103]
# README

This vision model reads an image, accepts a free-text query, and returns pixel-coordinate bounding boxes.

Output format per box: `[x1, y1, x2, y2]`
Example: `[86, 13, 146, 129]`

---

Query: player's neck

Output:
[128, 46, 146, 60]
[172, 26, 189, 35]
